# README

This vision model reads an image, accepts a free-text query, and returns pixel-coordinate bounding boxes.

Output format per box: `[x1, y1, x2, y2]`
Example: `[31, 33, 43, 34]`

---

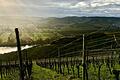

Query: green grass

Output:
[31, 63, 68, 80]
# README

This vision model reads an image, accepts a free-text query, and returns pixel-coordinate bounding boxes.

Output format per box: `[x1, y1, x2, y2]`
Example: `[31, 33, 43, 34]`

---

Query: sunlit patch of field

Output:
[31, 62, 68, 80]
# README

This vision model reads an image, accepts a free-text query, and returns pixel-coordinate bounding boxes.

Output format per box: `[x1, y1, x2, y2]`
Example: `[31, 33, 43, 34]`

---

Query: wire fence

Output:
[37, 32, 120, 80]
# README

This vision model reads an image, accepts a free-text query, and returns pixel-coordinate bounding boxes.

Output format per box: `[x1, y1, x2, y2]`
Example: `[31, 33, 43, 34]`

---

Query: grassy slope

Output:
[31, 62, 68, 80]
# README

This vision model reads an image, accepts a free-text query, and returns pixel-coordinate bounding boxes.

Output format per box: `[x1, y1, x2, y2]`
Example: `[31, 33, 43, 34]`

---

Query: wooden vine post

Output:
[82, 34, 86, 80]
[15, 28, 24, 80]
[58, 48, 62, 74]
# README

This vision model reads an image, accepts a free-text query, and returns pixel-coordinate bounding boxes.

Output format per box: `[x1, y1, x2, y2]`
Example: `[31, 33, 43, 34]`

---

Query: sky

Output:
[0, 0, 120, 17]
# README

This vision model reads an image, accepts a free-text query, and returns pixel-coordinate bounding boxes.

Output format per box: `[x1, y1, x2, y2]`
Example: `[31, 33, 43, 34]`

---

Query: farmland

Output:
[0, 17, 120, 80]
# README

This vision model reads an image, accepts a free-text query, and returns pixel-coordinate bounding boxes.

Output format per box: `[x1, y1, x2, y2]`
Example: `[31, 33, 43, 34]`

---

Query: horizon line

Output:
[0, 15, 120, 18]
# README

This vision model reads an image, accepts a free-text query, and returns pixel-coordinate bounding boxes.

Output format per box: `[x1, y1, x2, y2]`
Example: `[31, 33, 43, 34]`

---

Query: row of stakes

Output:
[0, 60, 32, 79]
[36, 56, 120, 80]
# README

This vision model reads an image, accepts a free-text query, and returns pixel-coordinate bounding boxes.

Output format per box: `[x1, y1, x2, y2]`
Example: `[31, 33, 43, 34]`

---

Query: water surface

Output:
[0, 45, 33, 54]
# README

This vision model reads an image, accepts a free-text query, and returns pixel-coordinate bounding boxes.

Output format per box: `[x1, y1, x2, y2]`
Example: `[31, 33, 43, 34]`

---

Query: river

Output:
[0, 45, 33, 54]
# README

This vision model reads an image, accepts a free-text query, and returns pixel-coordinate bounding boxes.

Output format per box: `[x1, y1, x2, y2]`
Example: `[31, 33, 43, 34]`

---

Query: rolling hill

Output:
[0, 16, 120, 46]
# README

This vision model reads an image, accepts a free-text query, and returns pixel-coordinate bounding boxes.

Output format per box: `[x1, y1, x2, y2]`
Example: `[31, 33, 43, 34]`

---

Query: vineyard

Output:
[37, 32, 120, 80]
[0, 28, 120, 80]
[0, 0, 119, 79]
[0, 60, 32, 80]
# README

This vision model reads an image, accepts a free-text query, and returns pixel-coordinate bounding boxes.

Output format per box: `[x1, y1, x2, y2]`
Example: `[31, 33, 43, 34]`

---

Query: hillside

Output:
[0, 16, 120, 46]
[1, 32, 120, 61]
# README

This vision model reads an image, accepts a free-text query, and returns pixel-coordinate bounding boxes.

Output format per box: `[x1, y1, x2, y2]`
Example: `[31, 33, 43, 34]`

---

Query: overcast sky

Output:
[0, 0, 120, 17]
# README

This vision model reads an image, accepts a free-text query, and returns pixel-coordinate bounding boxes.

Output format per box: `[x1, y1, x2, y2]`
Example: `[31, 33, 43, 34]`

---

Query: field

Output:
[0, 17, 120, 80]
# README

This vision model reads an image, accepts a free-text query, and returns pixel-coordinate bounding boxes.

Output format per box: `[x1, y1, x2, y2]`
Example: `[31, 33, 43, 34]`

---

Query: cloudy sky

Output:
[0, 0, 120, 17]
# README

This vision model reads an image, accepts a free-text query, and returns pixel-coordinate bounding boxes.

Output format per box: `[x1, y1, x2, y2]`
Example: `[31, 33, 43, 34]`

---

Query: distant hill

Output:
[0, 16, 120, 46]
